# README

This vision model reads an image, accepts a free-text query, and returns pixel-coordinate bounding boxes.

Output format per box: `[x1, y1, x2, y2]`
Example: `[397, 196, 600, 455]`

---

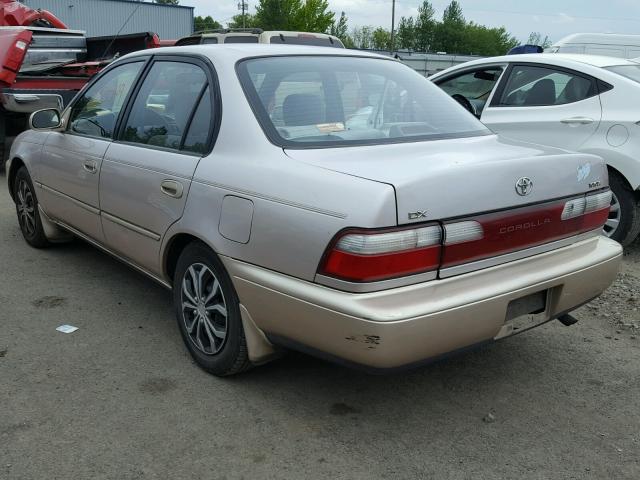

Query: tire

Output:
[13, 166, 50, 248]
[173, 242, 251, 376]
[606, 170, 640, 247]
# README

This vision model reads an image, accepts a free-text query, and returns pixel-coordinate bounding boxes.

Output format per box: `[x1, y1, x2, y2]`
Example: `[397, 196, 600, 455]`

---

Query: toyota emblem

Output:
[515, 177, 533, 196]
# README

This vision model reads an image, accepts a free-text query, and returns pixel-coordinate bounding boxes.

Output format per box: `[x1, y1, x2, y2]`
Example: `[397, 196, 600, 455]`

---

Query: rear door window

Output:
[497, 65, 596, 107]
[121, 61, 208, 152]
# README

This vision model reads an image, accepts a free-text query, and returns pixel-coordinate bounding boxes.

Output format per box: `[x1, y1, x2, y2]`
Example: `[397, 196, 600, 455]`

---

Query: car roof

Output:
[552, 33, 640, 47]
[125, 44, 385, 61]
[431, 52, 639, 77]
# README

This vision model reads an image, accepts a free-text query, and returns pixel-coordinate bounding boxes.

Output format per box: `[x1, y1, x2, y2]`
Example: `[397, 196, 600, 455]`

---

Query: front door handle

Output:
[161, 179, 184, 199]
[83, 159, 97, 174]
[560, 117, 594, 125]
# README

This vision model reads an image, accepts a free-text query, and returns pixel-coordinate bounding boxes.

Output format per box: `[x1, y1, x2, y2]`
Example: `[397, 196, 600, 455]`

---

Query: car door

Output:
[480, 63, 602, 151]
[36, 60, 146, 241]
[99, 56, 216, 275]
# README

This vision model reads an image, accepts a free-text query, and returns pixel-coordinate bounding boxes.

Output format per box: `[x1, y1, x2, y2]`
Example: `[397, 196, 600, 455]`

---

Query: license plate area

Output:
[495, 290, 550, 339]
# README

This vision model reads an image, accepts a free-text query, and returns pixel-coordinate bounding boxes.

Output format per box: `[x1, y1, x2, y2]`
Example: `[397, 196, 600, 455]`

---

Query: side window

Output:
[437, 68, 503, 113]
[182, 86, 212, 154]
[498, 65, 595, 107]
[122, 61, 207, 151]
[69, 62, 143, 139]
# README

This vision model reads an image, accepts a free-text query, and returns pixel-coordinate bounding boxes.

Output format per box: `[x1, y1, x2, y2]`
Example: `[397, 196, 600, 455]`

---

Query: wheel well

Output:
[7, 157, 25, 202]
[164, 233, 208, 282]
[607, 165, 640, 200]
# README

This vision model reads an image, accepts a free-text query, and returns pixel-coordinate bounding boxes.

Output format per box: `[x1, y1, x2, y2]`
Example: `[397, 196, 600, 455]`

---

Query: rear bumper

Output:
[223, 235, 622, 370]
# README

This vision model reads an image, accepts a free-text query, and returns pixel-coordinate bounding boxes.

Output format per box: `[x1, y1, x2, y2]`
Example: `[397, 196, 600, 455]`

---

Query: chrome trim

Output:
[46, 217, 171, 290]
[102, 158, 192, 181]
[315, 270, 438, 293]
[101, 211, 161, 241]
[194, 178, 347, 219]
[37, 182, 100, 215]
[440, 230, 601, 278]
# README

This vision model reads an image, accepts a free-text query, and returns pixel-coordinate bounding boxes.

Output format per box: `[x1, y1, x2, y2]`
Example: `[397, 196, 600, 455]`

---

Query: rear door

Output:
[99, 56, 217, 275]
[480, 63, 602, 151]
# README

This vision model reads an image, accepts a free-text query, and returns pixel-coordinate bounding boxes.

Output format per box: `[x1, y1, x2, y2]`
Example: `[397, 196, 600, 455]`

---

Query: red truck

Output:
[0, 0, 163, 168]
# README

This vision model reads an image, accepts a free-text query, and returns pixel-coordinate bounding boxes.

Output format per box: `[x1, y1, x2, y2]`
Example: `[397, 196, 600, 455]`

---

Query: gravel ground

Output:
[1, 173, 639, 480]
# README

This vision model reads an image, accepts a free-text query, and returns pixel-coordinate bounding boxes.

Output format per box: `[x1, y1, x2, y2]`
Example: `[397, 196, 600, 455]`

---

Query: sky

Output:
[182, 0, 640, 44]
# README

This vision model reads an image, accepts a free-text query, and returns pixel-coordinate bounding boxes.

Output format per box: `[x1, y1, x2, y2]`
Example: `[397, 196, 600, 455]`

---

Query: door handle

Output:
[560, 117, 594, 125]
[83, 159, 97, 174]
[161, 179, 184, 199]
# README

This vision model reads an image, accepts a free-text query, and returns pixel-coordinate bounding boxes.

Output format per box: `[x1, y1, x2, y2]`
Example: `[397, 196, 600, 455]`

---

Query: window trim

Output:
[235, 54, 490, 150]
[115, 53, 221, 157]
[489, 62, 600, 108]
[64, 56, 151, 141]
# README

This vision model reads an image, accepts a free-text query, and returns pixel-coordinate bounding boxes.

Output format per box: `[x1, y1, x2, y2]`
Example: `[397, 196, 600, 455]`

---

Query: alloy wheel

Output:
[603, 191, 621, 238]
[181, 263, 228, 355]
[16, 179, 36, 237]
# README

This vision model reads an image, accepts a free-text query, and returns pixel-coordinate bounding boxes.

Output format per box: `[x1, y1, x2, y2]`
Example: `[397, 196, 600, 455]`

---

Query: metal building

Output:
[22, 0, 194, 39]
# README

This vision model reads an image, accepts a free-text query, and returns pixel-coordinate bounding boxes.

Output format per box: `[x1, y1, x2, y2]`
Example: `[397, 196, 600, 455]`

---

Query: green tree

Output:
[296, 0, 334, 32]
[254, 0, 302, 31]
[372, 27, 391, 51]
[155, 0, 180, 4]
[194, 16, 222, 33]
[414, 1, 436, 52]
[350, 26, 373, 49]
[330, 11, 354, 47]
[433, 0, 466, 53]
[227, 13, 259, 28]
[397, 16, 416, 50]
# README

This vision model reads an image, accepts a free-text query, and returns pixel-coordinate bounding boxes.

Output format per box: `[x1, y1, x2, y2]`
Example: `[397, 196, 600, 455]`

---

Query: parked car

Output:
[547, 33, 640, 59]
[175, 28, 344, 48]
[7, 45, 621, 375]
[430, 53, 640, 246]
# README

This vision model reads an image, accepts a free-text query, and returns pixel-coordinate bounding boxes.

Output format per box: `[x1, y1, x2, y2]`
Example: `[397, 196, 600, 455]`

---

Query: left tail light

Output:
[319, 225, 442, 282]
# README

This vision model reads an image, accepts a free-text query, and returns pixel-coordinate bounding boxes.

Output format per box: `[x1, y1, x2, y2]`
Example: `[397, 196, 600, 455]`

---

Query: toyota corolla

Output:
[7, 45, 622, 375]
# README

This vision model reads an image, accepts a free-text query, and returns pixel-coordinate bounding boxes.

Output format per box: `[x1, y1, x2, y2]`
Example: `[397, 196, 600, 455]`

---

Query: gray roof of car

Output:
[125, 44, 387, 61]
[443, 53, 639, 69]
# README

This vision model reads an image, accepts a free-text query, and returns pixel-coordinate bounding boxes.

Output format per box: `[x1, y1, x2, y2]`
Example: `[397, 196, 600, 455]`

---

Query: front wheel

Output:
[13, 166, 49, 248]
[173, 242, 251, 376]
[605, 170, 640, 247]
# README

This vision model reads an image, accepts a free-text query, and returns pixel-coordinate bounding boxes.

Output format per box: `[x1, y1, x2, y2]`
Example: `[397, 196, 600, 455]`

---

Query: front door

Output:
[99, 57, 215, 275]
[36, 60, 145, 241]
[481, 63, 602, 151]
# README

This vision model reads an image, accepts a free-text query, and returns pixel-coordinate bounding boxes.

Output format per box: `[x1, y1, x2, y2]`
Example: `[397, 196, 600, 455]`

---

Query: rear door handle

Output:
[161, 179, 183, 199]
[560, 117, 594, 125]
[83, 159, 97, 174]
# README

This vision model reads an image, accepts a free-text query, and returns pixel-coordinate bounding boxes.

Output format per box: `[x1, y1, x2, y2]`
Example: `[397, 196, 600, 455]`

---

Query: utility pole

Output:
[238, 1, 248, 28]
[390, 0, 396, 55]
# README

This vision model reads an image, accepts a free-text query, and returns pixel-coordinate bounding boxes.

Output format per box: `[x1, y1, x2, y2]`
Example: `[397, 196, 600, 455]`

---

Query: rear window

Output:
[237, 56, 489, 148]
[269, 35, 342, 47]
[224, 36, 259, 44]
[606, 65, 640, 83]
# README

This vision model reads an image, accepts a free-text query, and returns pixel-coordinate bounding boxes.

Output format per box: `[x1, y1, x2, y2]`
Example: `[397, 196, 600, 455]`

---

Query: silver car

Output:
[7, 45, 622, 375]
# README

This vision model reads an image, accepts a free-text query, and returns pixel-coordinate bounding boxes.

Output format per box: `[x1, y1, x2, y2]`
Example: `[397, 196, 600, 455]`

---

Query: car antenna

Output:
[99, 2, 143, 61]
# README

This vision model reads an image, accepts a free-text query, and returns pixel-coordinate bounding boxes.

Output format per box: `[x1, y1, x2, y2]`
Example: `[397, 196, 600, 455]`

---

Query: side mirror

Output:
[29, 108, 62, 130]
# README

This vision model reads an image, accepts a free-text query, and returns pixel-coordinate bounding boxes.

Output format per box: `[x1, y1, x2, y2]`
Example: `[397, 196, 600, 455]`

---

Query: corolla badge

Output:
[577, 162, 591, 182]
[515, 177, 533, 196]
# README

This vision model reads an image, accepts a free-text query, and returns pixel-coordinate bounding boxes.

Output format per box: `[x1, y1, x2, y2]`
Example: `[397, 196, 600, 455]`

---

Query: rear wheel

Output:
[13, 166, 49, 248]
[605, 170, 640, 247]
[173, 242, 251, 376]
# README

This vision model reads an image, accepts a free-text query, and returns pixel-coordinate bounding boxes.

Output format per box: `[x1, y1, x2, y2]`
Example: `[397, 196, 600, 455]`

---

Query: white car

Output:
[430, 53, 640, 246]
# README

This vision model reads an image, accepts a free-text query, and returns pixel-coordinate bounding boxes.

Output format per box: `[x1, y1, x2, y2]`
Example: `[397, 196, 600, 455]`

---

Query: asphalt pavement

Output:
[1, 173, 639, 480]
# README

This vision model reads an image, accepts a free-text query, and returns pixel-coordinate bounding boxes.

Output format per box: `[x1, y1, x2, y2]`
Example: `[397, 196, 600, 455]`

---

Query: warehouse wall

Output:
[23, 0, 194, 39]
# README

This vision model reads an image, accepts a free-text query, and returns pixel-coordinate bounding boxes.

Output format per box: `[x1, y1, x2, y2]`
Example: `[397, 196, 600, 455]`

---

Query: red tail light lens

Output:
[319, 190, 611, 284]
[319, 225, 442, 282]
[442, 190, 612, 268]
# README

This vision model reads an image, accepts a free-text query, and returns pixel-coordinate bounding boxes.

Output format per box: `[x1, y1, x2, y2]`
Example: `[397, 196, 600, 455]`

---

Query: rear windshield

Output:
[269, 35, 342, 47]
[224, 36, 259, 44]
[606, 65, 640, 83]
[237, 56, 489, 148]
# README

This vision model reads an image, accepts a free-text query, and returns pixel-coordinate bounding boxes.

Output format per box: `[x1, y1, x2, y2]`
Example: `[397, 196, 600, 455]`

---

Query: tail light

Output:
[442, 190, 612, 268]
[319, 190, 611, 284]
[319, 225, 442, 282]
